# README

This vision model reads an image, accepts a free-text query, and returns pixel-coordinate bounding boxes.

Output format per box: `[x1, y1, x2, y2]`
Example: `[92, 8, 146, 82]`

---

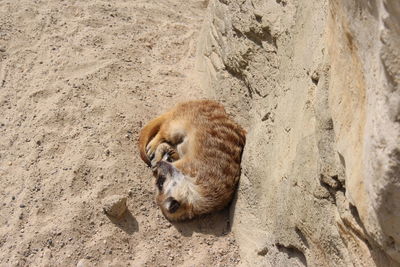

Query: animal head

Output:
[153, 161, 201, 221]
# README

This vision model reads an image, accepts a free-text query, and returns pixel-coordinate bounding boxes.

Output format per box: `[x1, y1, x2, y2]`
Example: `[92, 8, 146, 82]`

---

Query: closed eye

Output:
[156, 175, 166, 191]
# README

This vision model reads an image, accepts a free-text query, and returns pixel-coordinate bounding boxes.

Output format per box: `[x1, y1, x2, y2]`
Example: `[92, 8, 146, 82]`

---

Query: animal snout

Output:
[166, 197, 180, 213]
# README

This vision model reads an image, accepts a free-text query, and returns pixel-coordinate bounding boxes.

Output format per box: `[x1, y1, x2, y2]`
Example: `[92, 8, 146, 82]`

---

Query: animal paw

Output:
[150, 143, 180, 171]
[150, 143, 171, 168]
[146, 137, 160, 163]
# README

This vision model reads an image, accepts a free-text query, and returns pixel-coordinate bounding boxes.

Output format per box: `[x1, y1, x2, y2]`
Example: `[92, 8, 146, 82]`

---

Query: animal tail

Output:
[138, 113, 168, 166]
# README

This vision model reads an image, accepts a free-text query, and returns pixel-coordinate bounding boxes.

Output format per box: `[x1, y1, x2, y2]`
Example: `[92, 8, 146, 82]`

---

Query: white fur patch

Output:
[165, 171, 202, 207]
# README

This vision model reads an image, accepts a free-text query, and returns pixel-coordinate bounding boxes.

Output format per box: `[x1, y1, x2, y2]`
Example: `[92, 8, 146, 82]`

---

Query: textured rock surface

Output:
[198, 0, 400, 266]
[102, 195, 127, 218]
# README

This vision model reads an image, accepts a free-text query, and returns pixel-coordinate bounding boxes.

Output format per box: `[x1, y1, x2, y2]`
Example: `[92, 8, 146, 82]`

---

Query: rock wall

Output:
[197, 0, 400, 266]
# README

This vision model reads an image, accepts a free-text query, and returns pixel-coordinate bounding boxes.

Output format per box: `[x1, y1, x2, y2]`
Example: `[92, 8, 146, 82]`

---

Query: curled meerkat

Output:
[138, 100, 246, 221]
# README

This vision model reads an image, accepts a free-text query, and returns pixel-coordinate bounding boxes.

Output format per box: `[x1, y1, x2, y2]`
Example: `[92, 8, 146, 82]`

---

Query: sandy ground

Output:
[0, 0, 241, 266]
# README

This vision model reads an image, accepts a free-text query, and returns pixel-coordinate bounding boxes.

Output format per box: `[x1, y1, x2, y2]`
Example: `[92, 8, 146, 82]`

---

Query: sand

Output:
[0, 0, 240, 266]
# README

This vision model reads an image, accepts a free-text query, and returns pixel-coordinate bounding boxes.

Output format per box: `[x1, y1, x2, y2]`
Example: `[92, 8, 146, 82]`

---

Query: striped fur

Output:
[138, 100, 246, 221]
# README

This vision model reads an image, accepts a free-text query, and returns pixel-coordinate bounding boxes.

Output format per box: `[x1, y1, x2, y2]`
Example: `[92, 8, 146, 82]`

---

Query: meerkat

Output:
[138, 100, 246, 221]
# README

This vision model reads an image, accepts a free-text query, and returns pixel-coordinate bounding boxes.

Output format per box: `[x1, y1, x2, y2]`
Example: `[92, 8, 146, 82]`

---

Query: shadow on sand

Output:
[172, 190, 239, 237]
[107, 210, 139, 234]
[172, 207, 232, 237]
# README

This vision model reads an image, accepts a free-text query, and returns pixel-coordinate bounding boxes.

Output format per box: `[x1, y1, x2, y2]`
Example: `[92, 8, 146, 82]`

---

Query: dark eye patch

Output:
[156, 175, 166, 191]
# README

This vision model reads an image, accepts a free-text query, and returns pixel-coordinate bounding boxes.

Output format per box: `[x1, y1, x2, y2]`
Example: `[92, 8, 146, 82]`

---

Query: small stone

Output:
[256, 243, 269, 256]
[76, 259, 89, 267]
[262, 112, 271, 121]
[19, 204, 26, 208]
[311, 70, 320, 84]
[102, 195, 127, 218]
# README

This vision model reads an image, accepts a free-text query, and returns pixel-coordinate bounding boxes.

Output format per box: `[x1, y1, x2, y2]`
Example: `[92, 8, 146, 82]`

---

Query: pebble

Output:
[311, 69, 320, 84]
[19, 204, 26, 208]
[76, 259, 89, 267]
[256, 243, 269, 256]
[102, 195, 127, 218]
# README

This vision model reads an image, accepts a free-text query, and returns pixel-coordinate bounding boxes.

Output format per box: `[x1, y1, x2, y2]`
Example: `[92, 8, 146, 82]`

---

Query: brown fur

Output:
[138, 100, 246, 221]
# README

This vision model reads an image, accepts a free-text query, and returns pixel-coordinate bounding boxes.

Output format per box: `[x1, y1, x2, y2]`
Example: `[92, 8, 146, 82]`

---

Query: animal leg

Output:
[151, 143, 180, 169]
